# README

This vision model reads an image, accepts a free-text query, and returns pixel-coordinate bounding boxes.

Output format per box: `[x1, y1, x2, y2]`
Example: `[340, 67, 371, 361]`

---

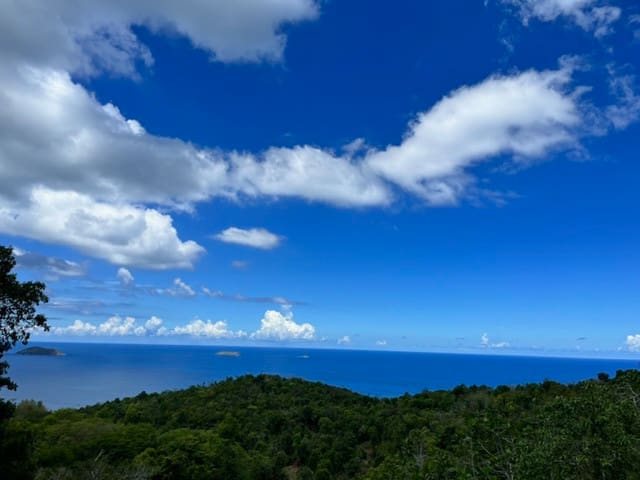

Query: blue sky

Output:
[1, 0, 639, 356]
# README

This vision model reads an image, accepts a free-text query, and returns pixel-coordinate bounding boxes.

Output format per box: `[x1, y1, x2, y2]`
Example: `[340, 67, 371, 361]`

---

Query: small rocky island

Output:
[17, 346, 65, 356]
[215, 350, 240, 357]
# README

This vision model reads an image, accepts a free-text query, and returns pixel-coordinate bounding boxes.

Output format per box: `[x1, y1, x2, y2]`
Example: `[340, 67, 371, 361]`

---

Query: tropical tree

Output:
[0, 245, 49, 392]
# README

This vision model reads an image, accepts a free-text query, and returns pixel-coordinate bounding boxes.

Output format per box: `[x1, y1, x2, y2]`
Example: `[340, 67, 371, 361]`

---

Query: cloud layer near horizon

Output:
[48, 309, 315, 341]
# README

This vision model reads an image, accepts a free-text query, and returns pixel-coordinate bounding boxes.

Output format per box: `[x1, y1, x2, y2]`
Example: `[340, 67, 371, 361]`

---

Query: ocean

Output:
[4, 342, 639, 409]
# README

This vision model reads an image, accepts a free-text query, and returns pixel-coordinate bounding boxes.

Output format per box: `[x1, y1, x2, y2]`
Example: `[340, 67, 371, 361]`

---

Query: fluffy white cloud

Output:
[117, 267, 134, 285]
[252, 310, 315, 340]
[480, 332, 510, 349]
[52, 315, 240, 338]
[366, 65, 580, 204]
[0, 64, 390, 208]
[0, 188, 204, 269]
[50, 309, 312, 341]
[375, 339, 388, 346]
[173, 319, 245, 338]
[0, 0, 632, 268]
[144, 316, 165, 335]
[0, 0, 319, 76]
[337, 335, 351, 345]
[52, 315, 167, 336]
[229, 147, 390, 207]
[0, 66, 229, 208]
[215, 227, 282, 249]
[53, 315, 140, 336]
[0, 65, 387, 266]
[0, 0, 318, 268]
[501, 0, 621, 37]
[97, 315, 137, 335]
[0, 58, 586, 215]
[53, 319, 98, 335]
[626, 334, 640, 352]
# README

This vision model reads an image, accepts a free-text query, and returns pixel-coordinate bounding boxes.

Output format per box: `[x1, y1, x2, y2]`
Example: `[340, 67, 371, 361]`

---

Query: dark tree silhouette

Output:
[0, 246, 48, 392]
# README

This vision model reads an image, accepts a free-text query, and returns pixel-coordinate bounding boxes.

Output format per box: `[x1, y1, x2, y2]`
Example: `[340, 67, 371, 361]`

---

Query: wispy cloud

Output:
[202, 287, 302, 306]
[606, 71, 640, 129]
[48, 298, 108, 315]
[158, 278, 196, 297]
[14, 248, 86, 278]
[500, 0, 621, 37]
[214, 227, 282, 249]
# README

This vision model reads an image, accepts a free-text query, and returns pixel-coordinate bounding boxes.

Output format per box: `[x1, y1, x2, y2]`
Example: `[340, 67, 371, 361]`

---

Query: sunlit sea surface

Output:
[5, 342, 639, 409]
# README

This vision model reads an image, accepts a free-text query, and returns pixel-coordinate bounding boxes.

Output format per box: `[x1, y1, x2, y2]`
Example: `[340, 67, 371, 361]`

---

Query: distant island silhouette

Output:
[215, 351, 240, 357]
[17, 346, 64, 356]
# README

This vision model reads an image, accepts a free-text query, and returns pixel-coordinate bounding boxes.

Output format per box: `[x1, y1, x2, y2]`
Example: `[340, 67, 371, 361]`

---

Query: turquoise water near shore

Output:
[5, 342, 639, 409]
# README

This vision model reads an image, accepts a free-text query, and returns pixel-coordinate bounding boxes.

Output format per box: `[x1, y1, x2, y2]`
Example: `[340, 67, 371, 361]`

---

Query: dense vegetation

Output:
[2, 370, 640, 479]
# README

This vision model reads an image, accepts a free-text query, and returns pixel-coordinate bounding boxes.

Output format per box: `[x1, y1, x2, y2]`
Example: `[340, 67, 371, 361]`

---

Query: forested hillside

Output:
[2, 370, 640, 479]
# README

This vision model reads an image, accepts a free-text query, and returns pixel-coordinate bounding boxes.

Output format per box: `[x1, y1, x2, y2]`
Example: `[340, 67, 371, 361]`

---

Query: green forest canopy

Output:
[3, 370, 640, 479]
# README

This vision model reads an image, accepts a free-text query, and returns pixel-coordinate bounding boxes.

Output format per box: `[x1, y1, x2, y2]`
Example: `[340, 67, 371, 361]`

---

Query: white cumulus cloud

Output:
[337, 335, 351, 345]
[0, 0, 635, 269]
[252, 310, 315, 340]
[51, 315, 245, 338]
[626, 334, 640, 352]
[117, 267, 134, 285]
[0, 0, 317, 268]
[0, 188, 204, 269]
[366, 65, 580, 204]
[215, 227, 282, 249]
[53, 319, 98, 335]
[173, 319, 245, 338]
[144, 316, 166, 335]
[480, 332, 510, 349]
[97, 315, 137, 336]
[0, 57, 589, 218]
[0, 0, 319, 76]
[229, 146, 390, 207]
[52, 315, 166, 336]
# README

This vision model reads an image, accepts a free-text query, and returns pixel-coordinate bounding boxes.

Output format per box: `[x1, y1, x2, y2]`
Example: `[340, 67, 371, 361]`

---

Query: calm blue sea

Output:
[3, 342, 639, 409]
